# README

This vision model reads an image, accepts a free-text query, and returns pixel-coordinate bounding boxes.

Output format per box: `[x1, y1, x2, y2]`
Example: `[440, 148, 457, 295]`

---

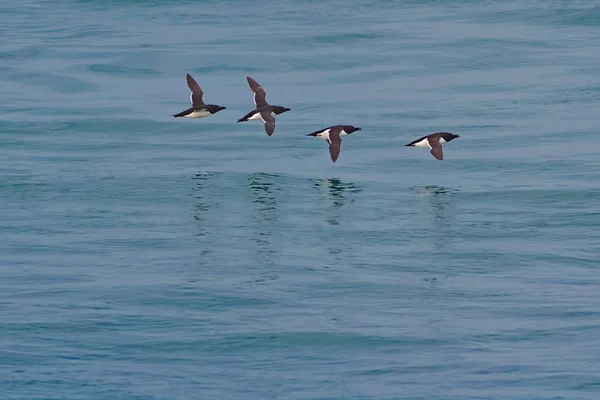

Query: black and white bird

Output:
[237, 77, 290, 136]
[405, 132, 460, 160]
[173, 73, 226, 118]
[306, 125, 361, 163]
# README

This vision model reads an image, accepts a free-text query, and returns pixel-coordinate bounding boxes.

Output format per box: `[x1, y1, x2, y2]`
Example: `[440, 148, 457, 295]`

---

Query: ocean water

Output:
[2, 0, 600, 398]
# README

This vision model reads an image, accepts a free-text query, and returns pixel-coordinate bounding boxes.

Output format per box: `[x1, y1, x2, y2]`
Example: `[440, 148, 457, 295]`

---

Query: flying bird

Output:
[173, 73, 226, 118]
[237, 77, 290, 136]
[307, 125, 362, 163]
[406, 132, 460, 160]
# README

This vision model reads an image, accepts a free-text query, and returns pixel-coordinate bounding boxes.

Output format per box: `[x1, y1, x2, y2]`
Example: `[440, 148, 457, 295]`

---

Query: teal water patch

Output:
[8, 72, 97, 93]
[88, 63, 162, 76]
[2, 0, 600, 399]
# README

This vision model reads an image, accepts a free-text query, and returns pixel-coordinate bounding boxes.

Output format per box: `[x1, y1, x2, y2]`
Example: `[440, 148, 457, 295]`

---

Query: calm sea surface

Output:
[2, 1, 600, 399]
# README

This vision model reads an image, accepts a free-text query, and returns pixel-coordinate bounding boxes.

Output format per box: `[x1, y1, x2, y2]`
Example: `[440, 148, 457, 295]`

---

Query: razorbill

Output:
[173, 73, 226, 118]
[406, 132, 460, 160]
[237, 77, 290, 136]
[306, 125, 361, 163]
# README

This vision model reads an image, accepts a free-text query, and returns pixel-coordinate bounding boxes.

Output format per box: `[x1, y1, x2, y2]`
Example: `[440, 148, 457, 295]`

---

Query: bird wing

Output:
[260, 111, 275, 136]
[186, 74, 205, 106]
[328, 128, 342, 162]
[247, 76, 268, 107]
[428, 138, 444, 160]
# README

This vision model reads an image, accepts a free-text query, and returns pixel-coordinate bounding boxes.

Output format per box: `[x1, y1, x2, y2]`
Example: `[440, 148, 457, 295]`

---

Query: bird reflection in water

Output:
[188, 171, 222, 281]
[313, 178, 361, 224]
[312, 177, 361, 266]
[247, 172, 280, 266]
[191, 172, 220, 239]
[413, 185, 460, 242]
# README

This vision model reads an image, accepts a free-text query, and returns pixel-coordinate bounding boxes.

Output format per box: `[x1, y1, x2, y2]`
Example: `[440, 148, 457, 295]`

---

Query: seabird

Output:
[173, 73, 226, 118]
[307, 125, 361, 163]
[405, 132, 460, 160]
[237, 77, 290, 136]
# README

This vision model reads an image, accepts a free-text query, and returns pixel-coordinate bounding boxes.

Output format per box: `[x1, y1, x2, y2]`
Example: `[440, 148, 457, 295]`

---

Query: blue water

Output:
[2, 1, 600, 399]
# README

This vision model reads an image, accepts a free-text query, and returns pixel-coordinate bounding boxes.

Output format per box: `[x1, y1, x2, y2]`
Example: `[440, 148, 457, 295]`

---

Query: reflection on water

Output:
[188, 172, 362, 274]
[188, 171, 223, 280]
[248, 172, 279, 211]
[247, 172, 281, 266]
[313, 177, 361, 221]
[191, 172, 221, 238]
[416, 185, 459, 197]
[312, 178, 361, 266]
[189, 171, 282, 283]
[412, 185, 460, 243]
[314, 177, 361, 227]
